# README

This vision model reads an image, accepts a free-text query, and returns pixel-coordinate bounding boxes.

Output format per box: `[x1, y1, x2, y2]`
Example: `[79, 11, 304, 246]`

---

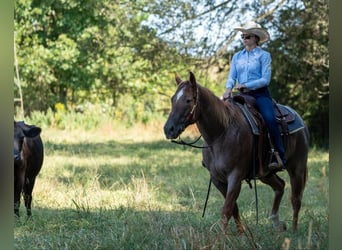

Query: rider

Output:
[222, 21, 286, 172]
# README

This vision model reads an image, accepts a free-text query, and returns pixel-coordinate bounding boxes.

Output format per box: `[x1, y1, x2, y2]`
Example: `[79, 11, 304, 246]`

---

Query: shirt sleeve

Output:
[244, 51, 272, 90]
[225, 53, 238, 89]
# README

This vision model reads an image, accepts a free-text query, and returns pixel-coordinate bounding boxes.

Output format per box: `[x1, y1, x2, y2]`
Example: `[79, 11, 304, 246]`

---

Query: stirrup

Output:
[268, 161, 285, 172]
[268, 148, 285, 172]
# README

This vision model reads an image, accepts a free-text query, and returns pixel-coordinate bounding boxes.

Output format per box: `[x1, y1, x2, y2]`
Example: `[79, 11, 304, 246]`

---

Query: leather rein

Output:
[169, 83, 225, 218]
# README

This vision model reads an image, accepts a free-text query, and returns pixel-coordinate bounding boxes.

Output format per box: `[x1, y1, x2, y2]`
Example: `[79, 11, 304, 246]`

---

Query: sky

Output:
[144, 0, 294, 55]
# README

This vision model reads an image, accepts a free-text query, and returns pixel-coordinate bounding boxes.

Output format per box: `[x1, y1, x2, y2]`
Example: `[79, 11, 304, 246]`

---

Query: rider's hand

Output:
[236, 84, 247, 92]
[223, 88, 232, 100]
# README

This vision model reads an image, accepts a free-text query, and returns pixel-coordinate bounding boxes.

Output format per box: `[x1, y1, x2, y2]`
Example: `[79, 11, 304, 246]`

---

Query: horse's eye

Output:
[186, 99, 192, 103]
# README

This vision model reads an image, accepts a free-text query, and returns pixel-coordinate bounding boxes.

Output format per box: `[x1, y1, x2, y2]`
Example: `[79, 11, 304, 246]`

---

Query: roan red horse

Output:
[164, 72, 309, 232]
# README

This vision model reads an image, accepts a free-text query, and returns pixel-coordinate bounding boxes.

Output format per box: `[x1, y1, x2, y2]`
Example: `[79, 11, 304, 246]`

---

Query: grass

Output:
[14, 122, 329, 249]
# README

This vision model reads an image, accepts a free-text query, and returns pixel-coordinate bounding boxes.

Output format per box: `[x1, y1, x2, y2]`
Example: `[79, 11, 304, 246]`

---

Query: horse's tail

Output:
[303, 125, 310, 187]
[297, 124, 310, 191]
[303, 159, 308, 187]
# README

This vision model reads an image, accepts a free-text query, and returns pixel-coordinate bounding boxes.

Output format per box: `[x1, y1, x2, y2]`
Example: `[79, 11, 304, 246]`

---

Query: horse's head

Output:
[164, 71, 199, 139]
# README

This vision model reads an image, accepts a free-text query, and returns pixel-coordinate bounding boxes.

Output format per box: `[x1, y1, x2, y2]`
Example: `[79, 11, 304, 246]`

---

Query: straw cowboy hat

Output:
[234, 21, 270, 43]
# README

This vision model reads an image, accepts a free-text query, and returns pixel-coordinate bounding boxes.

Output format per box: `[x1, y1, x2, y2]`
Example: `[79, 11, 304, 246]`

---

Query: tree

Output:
[15, 0, 191, 115]
[146, 0, 288, 57]
[15, 0, 103, 111]
[267, 0, 329, 147]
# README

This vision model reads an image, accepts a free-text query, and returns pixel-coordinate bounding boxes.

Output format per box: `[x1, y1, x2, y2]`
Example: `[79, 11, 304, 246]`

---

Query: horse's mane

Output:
[197, 84, 243, 128]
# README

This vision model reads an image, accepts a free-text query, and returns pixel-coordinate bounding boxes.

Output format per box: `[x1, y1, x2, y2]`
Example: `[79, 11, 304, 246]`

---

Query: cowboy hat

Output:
[234, 21, 270, 43]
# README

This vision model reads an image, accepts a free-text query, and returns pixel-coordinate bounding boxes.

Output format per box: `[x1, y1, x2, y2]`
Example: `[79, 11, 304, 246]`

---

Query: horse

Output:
[164, 71, 309, 233]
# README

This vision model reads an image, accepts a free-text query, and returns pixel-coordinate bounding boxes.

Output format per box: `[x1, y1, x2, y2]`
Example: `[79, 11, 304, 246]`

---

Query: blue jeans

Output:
[248, 87, 286, 164]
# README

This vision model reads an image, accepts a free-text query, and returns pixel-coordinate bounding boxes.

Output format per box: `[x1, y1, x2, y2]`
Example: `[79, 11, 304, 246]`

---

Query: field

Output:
[14, 122, 329, 249]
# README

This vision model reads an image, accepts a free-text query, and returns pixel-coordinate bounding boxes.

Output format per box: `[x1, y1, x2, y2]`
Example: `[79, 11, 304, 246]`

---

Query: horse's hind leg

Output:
[260, 174, 286, 231]
[288, 163, 308, 231]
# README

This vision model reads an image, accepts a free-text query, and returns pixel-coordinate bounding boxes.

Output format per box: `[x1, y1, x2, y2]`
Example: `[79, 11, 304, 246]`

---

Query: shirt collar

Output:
[242, 46, 261, 54]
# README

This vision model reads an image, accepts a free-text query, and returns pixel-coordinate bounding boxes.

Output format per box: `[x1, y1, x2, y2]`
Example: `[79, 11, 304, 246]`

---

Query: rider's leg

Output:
[255, 95, 286, 170]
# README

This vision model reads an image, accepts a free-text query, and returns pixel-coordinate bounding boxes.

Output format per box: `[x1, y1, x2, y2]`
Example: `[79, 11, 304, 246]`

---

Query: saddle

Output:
[232, 94, 295, 135]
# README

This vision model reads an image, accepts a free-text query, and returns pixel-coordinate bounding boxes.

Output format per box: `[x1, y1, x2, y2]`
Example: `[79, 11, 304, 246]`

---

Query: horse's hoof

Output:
[269, 214, 287, 232]
[238, 226, 246, 235]
[273, 221, 287, 232]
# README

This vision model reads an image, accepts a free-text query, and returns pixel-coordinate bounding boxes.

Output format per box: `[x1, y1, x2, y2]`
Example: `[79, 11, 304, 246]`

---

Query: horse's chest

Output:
[203, 154, 229, 178]
[202, 146, 244, 181]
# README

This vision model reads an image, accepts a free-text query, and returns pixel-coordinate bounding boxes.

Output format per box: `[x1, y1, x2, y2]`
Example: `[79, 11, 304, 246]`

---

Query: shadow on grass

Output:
[44, 137, 205, 158]
[14, 206, 291, 250]
[44, 137, 208, 189]
[29, 139, 328, 249]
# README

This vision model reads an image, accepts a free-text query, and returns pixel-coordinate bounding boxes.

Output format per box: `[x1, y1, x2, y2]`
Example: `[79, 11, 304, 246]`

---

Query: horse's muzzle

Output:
[164, 121, 184, 139]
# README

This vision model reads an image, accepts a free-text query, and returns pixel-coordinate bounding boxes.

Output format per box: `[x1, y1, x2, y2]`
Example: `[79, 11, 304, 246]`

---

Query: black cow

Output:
[14, 121, 44, 217]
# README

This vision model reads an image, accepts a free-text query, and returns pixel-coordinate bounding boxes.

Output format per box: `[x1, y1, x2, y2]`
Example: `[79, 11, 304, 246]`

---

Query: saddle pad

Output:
[279, 105, 305, 135]
[275, 104, 296, 123]
[236, 102, 305, 136]
[236, 103, 260, 135]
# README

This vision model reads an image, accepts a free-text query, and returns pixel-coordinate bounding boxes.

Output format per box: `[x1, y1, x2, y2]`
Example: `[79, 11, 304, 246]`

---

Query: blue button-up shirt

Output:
[225, 47, 272, 90]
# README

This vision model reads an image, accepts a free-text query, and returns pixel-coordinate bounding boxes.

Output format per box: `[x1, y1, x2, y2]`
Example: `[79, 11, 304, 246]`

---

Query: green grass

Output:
[14, 122, 328, 249]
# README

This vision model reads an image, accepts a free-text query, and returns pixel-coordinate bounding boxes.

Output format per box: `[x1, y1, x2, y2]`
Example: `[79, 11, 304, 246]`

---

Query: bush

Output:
[21, 99, 166, 130]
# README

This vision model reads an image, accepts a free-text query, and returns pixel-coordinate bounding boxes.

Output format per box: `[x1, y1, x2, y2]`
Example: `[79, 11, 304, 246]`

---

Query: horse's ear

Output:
[174, 72, 182, 85]
[189, 71, 197, 88]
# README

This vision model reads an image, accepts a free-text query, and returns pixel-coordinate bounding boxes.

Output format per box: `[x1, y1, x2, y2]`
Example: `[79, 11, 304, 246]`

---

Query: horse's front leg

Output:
[222, 172, 244, 234]
[211, 176, 244, 234]
[232, 202, 245, 234]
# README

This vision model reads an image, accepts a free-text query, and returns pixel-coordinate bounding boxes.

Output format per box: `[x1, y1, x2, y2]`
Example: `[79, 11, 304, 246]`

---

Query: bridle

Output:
[187, 81, 199, 124]
[169, 81, 203, 148]
[171, 81, 229, 149]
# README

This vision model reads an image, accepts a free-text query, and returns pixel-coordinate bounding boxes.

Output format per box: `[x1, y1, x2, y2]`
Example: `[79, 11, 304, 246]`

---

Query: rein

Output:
[170, 135, 211, 217]
[171, 135, 209, 149]
[171, 130, 226, 218]
[170, 84, 228, 218]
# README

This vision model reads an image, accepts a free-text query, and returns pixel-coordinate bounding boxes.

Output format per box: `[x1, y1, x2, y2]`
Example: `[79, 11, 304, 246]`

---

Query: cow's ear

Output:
[24, 127, 41, 138]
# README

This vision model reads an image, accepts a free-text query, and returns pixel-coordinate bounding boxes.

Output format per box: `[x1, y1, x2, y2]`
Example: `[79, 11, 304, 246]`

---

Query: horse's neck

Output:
[196, 121, 223, 145]
[196, 90, 237, 144]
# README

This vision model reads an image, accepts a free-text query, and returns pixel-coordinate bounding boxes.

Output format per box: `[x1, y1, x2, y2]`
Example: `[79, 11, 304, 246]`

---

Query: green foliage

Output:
[266, 0, 329, 147]
[14, 126, 328, 249]
[24, 103, 109, 130]
[23, 95, 167, 130]
[15, 0, 189, 113]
